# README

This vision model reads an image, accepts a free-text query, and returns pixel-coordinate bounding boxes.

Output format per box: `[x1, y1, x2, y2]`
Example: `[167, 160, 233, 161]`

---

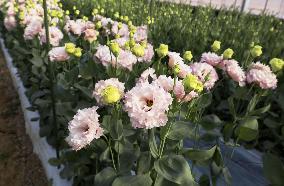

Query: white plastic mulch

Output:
[0, 38, 72, 186]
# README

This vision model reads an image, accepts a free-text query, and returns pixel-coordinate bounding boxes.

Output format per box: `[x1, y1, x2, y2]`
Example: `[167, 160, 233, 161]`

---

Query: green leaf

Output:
[222, 167, 232, 186]
[237, 118, 258, 141]
[154, 174, 180, 186]
[228, 97, 236, 119]
[154, 155, 196, 185]
[200, 115, 222, 130]
[199, 174, 210, 186]
[112, 174, 153, 186]
[149, 129, 159, 159]
[222, 123, 235, 142]
[249, 104, 271, 116]
[263, 153, 284, 186]
[183, 145, 216, 162]
[110, 119, 123, 140]
[30, 56, 44, 67]
[94, 167, 117, 186]
[197, 93, 212, 109]
[137, 151, 152, 175]
[167, 121, 194, 140]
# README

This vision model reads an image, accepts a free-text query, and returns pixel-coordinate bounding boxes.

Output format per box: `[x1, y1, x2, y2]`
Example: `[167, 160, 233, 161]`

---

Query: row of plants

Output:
[62, 0, 284, 179]
[0, 0, 284, 186]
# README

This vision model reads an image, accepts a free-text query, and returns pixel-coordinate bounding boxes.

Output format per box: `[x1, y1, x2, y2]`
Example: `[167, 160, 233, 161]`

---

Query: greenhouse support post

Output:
[241, 0, 251, 12]
[42, 0, 60, 162]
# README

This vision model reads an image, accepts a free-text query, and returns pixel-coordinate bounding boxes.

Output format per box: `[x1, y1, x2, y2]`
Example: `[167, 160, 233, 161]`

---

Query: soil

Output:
[0, 49, 48, 186]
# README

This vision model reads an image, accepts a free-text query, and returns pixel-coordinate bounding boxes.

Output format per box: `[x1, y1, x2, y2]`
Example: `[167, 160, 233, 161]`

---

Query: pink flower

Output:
[183, 91, 199, 102]
[246, 62, 277, 89]
[168, 52, 192, 78]
[94, 45, 115, 67]
[39, 26, 63, 47]
[64, 19, 86, 35]
[124, 82, 173, 129]
[137, 68, 157, 84]
[111, 22, 129, 37]
[222, 60, 246, 87]
[66, 106, 103, 151]
[93, 78, 125, 105]
[153, 75, 185, 101]
[117, 50, 137, 71]
[4, 16, 16, 31]
[190, 62, 219, 90]
[138, 43, 154, 63]
[114, 37, 129, 47]
[48, 47, 70, 62]
[84, 29, 99, 43]
[134, 25, 148, 42]
[200, 52, 223, 66]
[23, 16, 43, 40]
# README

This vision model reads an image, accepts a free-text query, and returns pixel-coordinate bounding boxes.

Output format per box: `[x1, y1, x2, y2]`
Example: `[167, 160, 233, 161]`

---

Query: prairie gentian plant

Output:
[0, 0, 281, 185]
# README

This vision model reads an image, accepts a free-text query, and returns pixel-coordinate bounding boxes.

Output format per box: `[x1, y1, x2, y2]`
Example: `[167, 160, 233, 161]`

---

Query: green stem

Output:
[230, 137, 239, 159]
[103, 135, 117, 172]
[158, 122, 173, 158]
[43, 0, 59, 161]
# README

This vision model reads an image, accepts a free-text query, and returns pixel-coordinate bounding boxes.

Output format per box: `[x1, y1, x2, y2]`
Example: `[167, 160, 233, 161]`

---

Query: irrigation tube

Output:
[0, 38, 72, 186]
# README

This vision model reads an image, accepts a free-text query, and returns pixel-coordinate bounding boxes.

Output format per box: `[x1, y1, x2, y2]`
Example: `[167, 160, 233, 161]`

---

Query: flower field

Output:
[0, 0, 284, 186]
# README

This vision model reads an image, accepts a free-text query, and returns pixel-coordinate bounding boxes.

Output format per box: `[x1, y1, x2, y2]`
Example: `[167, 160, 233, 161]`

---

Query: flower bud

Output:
[156, 44, 169, 58]
[65, 43, 76, 54]
[132, 44, 145, 57]
[102, 86, 121, 104]
[173, 64, 181, 75]
[96, 21, 102, 29]
[74, 48, 82, 57]
[109, 42, 120, 57]
[269, 58, 284, 72]
[183, 74, 204, 93]
[250, 45, 262, 58]
[223, 48, 234, 59]
[211, 40, 221, 52]
[183, 51, 193, 61]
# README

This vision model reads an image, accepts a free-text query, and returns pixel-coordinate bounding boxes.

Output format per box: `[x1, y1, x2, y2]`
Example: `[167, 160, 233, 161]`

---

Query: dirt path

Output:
[0, 49, 48, 186]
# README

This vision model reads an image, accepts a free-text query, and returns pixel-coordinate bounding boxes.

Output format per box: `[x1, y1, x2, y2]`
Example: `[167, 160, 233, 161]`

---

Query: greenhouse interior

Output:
[0, 0, 284, 185]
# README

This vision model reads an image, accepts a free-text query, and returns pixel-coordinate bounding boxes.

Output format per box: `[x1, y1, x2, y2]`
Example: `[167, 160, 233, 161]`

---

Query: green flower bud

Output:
[269, 58, 284, 72]
[173, 64, 181, 75]
[65, 43, 76, 54]
[183, 51, 193, 61]
[132, 44, 145, 57]
[223, 48, 234, 59]
[110, 42, 120, 57]
[250, 45, 262, 58]
[211, 40, 221, 52]
[102, 86, 121, 104]
[74, 48, 82, 57]
[156, 44, 169, 58]
[95, 21, 102, 29]
[183, 74, 203, 93]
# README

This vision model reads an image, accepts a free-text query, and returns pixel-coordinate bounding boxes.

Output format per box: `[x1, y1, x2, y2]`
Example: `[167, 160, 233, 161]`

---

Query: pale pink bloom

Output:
[23, 16, 43, 40]
[94, 45, 115, 67]
[190, 62, 219, 90]
[168, 52, 192, 78]
[39, 26, 63, 47]
[7, 4, 15, 16]
[84, 29, 99, 43]
[124, 82, 173, 129]
[153, 75, 185, 101]
[114, 37, 129, 47]
[66, 106, 103, 151]
[137, 68, 157, 84]
[183, 91, 199, 102]
[64, 19, 86, 35]
[111, 21, 129, 37]
[4, 16, 16, 30]
[138, 43, 154, 63]
[246, 62, 277, 89]
[222, 60, 246, 87]
[85, 21, 95, 29]
[200, 52, 223, 66]
[93, 78, 125, 105]
[134, 25, 148, 42]
[48, 47, 70, 62]
[117, 50, 137, 71]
